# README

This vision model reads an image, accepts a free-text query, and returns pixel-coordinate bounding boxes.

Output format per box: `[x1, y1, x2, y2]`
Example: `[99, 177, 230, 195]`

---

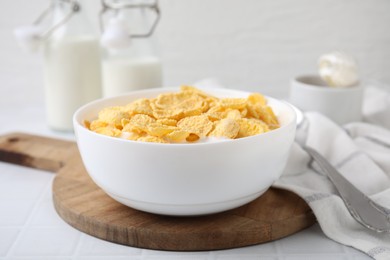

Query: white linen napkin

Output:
[274, 86, 390, 260]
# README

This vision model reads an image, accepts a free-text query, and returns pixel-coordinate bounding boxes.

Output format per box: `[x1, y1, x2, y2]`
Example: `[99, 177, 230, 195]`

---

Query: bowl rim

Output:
[292, 74, 363, 92]
[73, 87, 297, 147]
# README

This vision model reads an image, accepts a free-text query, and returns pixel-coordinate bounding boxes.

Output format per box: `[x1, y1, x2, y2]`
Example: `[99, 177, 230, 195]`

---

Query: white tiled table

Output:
[0, 106, 372, 260]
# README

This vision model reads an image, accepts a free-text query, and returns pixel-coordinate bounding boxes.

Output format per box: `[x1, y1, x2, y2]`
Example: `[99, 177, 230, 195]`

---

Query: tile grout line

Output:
[274, 240, 284, 259]
[70, 232, 86, 259]
[5, 176, 54, 258]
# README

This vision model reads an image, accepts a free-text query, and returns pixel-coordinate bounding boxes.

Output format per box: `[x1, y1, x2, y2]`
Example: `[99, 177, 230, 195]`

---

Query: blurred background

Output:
[1, 0, 389, 108]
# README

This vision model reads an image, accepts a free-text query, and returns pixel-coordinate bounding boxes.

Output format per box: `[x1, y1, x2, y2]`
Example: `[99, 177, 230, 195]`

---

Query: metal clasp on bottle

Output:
[32, 0, 80, 39]
[100, 0, 160, 38]
[14, 0, 82, 52]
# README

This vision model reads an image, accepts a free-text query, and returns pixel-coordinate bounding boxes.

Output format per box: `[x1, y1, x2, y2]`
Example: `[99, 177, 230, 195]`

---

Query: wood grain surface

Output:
[0, 132, 316, 251]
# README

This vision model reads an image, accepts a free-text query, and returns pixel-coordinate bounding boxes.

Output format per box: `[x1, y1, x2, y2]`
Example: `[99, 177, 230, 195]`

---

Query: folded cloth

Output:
[274, 86, 390, 260]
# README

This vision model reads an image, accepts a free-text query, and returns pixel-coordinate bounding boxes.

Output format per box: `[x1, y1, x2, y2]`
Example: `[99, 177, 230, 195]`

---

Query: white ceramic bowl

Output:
[73, 88, 296, 216]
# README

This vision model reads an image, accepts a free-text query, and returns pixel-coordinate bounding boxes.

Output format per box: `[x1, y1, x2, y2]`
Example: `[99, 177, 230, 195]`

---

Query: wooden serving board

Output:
[0, 132, 316, 251]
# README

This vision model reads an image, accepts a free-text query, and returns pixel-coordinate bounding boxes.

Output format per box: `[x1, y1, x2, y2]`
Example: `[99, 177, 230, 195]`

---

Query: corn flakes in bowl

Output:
[73, 87, 296, 216]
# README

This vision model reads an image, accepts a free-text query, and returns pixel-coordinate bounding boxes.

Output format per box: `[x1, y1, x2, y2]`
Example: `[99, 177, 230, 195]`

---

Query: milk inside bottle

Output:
[44, 36, 101, 130]
[100, 0, 162, 97]
[102, 51, 162, 97]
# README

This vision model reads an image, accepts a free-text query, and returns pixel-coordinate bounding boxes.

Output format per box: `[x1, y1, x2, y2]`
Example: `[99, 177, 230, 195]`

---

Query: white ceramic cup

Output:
[290, 75, 363, 125]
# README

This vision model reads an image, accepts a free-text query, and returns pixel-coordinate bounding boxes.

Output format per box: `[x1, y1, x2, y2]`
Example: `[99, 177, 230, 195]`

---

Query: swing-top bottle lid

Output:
[14, 0, 81, 53]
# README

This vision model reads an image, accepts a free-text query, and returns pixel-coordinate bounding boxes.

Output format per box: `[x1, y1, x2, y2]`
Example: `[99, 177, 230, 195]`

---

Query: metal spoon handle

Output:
[303, 146, 390, 233]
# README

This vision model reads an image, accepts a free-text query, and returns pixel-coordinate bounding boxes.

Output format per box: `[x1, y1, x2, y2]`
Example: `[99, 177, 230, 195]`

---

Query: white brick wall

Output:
[1, 0, 389, 107]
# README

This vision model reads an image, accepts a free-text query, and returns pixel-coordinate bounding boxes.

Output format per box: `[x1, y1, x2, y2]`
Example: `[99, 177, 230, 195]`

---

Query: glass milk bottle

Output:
[44, 0, 102, 131]
[100, 0, 162, 97]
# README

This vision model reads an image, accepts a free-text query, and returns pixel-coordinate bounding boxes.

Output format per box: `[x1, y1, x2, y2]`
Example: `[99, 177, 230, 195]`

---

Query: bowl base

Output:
[106, 189, 268, 216]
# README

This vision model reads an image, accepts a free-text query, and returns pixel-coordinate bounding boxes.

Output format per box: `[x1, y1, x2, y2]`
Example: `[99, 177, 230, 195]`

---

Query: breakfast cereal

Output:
[85, 86, 280, 143]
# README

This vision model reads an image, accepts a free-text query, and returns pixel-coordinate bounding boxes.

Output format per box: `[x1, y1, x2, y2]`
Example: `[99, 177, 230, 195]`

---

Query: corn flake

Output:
[209, 118, 240, 139]
[248, 93, 266, 106]
[157, 118, 177, 126]
[94, 126, 121, 137]
[166, 130, 190, 143]
[90, 120, 108, 131]
[130, 114, 155, 128]
[122, 114, 155, 134]
[225, 109, 242, 120]
[146, 123, 177, 137]
[177, 115, 213, 137]
[237, 118, 269, 138]
[125, 98, 154, 117]
[137, 135, 167, 143]
[98, 106, 130, 129]
[186, 133, 200, 142]
[152, 108, 184, 120]
[84, 120, 91, 130]
[219, 98, 247, 110]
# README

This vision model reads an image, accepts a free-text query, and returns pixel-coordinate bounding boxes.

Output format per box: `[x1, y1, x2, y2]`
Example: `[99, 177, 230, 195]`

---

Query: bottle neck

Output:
[50, 0, 95, 39]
